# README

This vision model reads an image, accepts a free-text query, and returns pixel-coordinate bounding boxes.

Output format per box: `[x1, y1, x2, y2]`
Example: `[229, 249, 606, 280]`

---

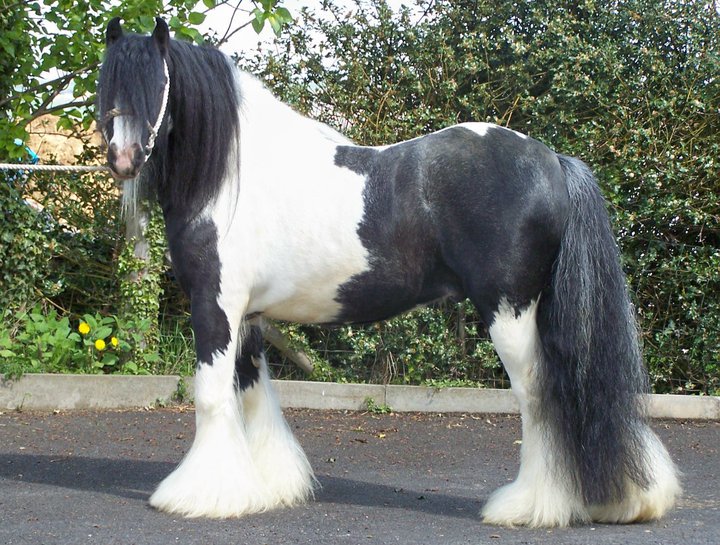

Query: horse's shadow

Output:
[0, 453, 168, 501]
[0, 453, 482, 520]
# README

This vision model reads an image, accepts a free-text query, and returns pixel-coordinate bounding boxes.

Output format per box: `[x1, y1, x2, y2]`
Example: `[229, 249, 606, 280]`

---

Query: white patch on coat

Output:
[457, 122, 529, 140]
[371, 121, 528, 153]
[209, 72, 371, 324]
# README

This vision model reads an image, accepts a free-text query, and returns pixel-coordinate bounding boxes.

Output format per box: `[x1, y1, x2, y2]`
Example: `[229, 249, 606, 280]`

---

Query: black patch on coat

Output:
[234, 326, 263, 391]
[334, 126, 569, 326]
[164, 216, 231, 366]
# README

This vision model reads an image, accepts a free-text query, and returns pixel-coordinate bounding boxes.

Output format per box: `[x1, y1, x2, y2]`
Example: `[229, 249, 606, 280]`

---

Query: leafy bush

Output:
[0, 173, 59, 310]
[0, 304, 159, 377]
[1, 0, 716, 395]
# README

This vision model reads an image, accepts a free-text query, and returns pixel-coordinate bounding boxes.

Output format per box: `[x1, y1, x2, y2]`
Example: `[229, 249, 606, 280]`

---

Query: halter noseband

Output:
[103, 59, 170, 158]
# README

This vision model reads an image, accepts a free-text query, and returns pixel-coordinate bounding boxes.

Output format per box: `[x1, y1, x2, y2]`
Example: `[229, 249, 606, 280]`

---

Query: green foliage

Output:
[0, 174, 57, 309]
[0, 166, 120, 313]
[251, 0, 293, 36]
[2, 0, 717, 395]
[0, 0, 292, 378]
[0, 304, 158, 377]
[117, 203, 168, 369]
[271, 301, 504, 388]
[248, 0, 719, 394]
[364, 397, 392, 415]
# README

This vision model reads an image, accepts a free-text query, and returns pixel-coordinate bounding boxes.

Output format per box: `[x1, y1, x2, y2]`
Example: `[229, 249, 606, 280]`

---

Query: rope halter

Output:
[145, 59, 170, 157]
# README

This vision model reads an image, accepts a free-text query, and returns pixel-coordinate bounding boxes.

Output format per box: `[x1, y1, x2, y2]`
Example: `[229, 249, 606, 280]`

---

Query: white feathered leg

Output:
[149, 349, 275, 518]
[588, 425, 681, 523]
[482, 300, 588, 527]
[241, 347, 316, 507]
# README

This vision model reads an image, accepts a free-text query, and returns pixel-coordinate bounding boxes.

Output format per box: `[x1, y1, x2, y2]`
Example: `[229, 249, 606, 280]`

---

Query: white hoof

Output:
[482, 479, 588, 528]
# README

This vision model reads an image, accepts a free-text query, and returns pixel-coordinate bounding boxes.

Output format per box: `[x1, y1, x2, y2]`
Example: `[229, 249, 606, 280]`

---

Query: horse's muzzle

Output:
[107, 142, 145, 180]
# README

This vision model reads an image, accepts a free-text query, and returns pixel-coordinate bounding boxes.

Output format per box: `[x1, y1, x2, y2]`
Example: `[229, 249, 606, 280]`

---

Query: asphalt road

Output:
[0, 408, 717, 545]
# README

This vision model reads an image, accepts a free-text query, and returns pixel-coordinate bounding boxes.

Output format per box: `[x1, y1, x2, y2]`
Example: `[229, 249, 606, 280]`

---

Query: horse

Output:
[96, 17, 680, 527]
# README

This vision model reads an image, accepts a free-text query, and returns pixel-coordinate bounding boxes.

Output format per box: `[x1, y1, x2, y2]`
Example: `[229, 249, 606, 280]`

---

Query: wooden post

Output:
[256, 319, 314, 375]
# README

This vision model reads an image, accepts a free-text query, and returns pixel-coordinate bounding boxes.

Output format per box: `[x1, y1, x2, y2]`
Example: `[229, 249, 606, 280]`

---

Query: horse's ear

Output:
[106, 17, 123, 46]
[152, 17, 170, 55]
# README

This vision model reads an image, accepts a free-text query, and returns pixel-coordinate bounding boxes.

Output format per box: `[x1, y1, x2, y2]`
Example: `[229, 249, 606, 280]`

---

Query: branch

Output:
[31, 98, 95, 121]
[218, 18, 255, 47]
[0, 62, 99, 110]
[216, 1, 257, 48]
[219, 1, 244, 44]
[0, 1, 28, 15]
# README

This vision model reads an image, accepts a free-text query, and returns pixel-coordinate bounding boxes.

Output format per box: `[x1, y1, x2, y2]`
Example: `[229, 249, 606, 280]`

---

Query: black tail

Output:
[537, 155, 650, 506]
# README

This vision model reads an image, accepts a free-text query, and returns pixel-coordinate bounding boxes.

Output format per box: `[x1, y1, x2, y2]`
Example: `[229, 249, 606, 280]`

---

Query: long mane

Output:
[162, 39, 240, 218]
[101, 34, 241, 219]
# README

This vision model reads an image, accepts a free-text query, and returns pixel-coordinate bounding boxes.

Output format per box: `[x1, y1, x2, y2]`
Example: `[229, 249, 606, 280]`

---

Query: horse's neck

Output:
[236, 71, 352, 147]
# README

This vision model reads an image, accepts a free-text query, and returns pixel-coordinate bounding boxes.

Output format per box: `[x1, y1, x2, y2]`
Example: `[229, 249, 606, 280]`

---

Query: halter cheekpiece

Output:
[145, 59, 170, 157]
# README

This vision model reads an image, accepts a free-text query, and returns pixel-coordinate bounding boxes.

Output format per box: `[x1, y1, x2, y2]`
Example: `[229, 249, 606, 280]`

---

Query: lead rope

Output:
[145, 59, 170, 158]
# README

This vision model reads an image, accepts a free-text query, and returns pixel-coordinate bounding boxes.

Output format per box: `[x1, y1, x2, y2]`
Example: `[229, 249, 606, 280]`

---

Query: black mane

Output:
[99, 32, 240, 220]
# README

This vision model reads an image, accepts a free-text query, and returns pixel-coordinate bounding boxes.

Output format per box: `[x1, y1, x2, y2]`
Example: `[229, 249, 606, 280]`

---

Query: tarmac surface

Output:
[0, 408, 718, 545]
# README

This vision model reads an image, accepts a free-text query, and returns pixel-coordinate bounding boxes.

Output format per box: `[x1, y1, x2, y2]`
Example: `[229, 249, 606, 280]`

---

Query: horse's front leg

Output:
[149, 287, 269, 518]
[148, 218, 314, 517]
[239, 319, 316, 508]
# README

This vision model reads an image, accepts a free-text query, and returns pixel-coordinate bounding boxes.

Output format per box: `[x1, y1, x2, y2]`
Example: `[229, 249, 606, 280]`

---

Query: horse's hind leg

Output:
[239, 320, 316, 508]
[481, 298, 589, 527]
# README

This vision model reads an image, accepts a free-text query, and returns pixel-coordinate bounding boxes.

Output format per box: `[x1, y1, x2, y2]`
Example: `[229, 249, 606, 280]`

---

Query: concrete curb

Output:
[1, 374, 719, 419]
[0, 374, 180, 411]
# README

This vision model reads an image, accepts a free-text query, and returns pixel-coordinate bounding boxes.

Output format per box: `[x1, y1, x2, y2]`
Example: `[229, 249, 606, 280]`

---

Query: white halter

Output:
[145, 59, 170, 157]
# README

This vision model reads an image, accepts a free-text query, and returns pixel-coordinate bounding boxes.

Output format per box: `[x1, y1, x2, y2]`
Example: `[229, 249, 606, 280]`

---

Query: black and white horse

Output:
[97, 18, 680, 527]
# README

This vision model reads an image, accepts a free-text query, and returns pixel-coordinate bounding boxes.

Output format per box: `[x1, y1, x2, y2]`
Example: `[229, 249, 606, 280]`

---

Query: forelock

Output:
[98, 34, 166, 121]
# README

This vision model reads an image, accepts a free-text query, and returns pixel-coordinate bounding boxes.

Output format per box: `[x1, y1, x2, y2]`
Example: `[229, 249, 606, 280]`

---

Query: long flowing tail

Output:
[536, 155, 655, 507]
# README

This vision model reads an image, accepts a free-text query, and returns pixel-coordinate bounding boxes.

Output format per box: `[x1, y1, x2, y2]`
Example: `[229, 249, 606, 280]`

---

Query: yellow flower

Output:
[78, 321, 90, 335]
[94, 339, 106, 351]
[110, 337, 119, 348]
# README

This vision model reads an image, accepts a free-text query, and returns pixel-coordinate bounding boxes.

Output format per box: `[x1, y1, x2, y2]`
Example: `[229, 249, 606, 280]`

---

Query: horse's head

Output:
[98, 17, 171, 180]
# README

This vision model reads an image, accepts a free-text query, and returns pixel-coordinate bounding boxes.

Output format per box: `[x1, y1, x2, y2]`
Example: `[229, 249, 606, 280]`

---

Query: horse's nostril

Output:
[132, 143, 145, 168]
[108, 143, 143, 178]
[107, 143, 118, 163]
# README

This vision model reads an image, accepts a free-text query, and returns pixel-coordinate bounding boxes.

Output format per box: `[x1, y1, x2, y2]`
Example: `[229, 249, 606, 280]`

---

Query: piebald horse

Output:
[97, 18, 680, 527]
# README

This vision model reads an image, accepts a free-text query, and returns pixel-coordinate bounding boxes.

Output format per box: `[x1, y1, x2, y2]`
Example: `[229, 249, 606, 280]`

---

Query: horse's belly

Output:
[245, 236, 372, 324]
[254, 279, 352, 324]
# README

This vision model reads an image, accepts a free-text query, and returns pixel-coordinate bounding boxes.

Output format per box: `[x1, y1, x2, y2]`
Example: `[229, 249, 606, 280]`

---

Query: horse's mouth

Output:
[108, 167, 138, 182]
